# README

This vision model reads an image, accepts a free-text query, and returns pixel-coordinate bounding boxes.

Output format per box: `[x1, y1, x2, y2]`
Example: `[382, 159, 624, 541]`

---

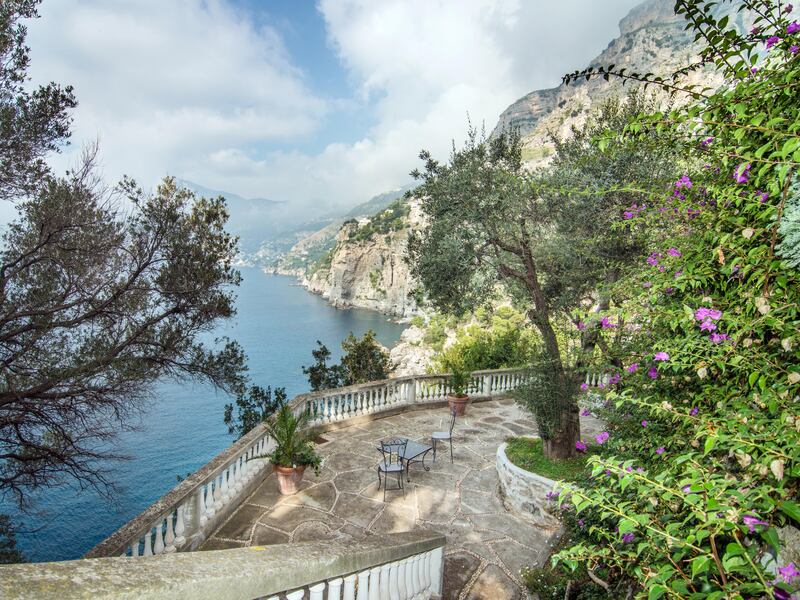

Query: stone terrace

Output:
[200, 398, 602, 599]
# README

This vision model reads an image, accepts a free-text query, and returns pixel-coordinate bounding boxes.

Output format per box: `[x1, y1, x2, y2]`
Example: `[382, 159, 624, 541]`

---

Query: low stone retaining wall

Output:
[496, 441, 560, 529]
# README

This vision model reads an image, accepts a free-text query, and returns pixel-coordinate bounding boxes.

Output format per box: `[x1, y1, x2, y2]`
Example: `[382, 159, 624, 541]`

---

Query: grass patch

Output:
[504, 437, 589, 481]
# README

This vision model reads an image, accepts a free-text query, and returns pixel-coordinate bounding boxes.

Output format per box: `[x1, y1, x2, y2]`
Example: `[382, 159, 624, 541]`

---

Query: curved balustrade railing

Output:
[87, 366, 531, 559]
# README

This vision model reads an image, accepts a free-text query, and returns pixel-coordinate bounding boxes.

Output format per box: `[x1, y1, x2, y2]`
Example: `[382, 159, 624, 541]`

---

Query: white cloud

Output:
[25, 0, 643, 222]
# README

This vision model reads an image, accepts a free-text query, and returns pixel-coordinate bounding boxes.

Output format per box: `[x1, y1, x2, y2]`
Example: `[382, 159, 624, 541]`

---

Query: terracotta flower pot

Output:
[274, 464, 306, 495]
[447, 394, 469, 416]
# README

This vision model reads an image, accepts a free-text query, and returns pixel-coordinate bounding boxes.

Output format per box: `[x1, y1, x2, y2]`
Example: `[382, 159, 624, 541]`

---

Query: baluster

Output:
[328, 577, 343, 600]
[379, 563, 390, 599]
[211, 475, 222, 510]
[389, 561, 400, 600]
[431, 546, 443, 595]
[309, 582, 325, 600]
[368, 565, 381, 600]
[412, 554, 422, 597]
[342, 573, 356, 600]
[174, 502, 186, 547]
[286, 590, 305, 600]
[404, 555, 414, 598]
[129, 540, 139, 558]
[356, 569, 370, 600]
[220, 468, 231, 503]
[397, 558, 408, 600]
[421, 551, 432, 592]
[142, 528, 153, 556]
[163, 512, 176, 552]
[152, 519, 165, 555]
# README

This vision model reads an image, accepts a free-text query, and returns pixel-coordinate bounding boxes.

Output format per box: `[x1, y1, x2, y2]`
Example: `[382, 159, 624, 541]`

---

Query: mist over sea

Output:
[5, 268, 406, 562]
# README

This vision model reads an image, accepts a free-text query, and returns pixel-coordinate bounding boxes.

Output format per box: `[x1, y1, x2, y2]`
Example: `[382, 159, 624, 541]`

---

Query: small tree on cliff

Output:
[303, 330, 390, 391]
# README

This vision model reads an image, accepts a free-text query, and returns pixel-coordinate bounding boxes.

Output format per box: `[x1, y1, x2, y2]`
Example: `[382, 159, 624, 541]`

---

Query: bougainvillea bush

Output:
[553, 1, 800, 598]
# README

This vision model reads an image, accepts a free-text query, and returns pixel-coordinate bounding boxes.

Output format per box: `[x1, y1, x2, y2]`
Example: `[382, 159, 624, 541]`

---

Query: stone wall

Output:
[496, 441, 561, 530]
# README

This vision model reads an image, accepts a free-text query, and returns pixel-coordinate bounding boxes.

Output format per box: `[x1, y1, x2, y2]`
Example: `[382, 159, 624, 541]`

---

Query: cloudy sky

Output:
[26, 0, 642, 219]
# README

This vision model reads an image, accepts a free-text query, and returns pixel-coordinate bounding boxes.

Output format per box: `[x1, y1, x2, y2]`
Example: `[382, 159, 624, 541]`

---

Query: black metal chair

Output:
[432, 407, 456, 463]
[378, 438, 407, 501]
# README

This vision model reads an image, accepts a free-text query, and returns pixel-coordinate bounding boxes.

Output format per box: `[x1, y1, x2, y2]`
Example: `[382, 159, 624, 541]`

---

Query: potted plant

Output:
[265, 404, 322, 495]
[445, 357, 471, 416]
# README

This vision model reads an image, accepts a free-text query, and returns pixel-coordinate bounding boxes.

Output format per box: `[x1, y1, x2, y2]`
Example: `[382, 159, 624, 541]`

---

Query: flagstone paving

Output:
[200, 398, 603, 599]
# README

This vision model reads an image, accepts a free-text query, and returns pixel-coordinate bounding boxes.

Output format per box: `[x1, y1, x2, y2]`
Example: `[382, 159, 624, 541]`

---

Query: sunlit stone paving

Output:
[201, 398, 603, 599]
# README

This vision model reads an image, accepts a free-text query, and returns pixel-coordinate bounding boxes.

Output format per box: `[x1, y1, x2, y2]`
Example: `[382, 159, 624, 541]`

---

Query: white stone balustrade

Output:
[2, 532, 445, 600]
[88, 367, 529, 560]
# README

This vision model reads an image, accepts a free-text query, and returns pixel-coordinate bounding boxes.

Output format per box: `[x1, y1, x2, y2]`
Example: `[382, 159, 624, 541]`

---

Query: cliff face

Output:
[301, 200, 424, 318]
[494, 0, 732, 167]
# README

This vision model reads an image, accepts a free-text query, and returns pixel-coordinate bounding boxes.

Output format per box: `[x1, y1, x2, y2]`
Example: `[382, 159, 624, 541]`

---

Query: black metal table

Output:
[377, 438, 432, 482]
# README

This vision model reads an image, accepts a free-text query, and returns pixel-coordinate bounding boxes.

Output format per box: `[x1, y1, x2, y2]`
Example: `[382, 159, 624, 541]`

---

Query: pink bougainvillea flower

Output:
[575, 440, 587, 452]
[700, 319, 717, 332]
[656, 447, 665, 455]
[766, 36, 782, 49]
[580, 382, 589, 391]
[742, 514, 769, 533]
[667, 247, 682, 257]
[581, 409, 591, 417]
[787, 21, 800, 35]
[654, 352, 669, 361]
[626, 363, 639, 373]
[777, 562, 800, 583]
[709, 333, 730, 344]
[641, 420, 648, 427]
[595, 431, 610, 445]
[600, 316, 617, 329]
[695, 307, 722, 321]
[648, 367, 659, 379]
[733, 163, 751, 184]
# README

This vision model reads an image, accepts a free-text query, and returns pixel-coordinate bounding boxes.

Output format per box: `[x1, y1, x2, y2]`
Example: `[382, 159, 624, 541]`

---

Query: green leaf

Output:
[691, 555, 711, 578]
[704, 435, 716, 456]
[780, 500, 800, 523]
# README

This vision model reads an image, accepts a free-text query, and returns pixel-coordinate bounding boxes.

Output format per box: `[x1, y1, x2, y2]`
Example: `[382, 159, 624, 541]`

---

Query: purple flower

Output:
[621, 532, 635, 544]
[709, 333, 730, 344]
[575, 440, 587, 452]
[600, 316, 617, 329]
[733, 163, 751, 184]
[774, 587, 792, 600]
[700, 319, 717, 332]
[654, 352, 670, 361]
[682, 485, 692, 493]
[766, 36, 782, 49]
[623, 210, 635, 220]
[777, 562, 800, 583]
[625, 466, 633, 473]
[751, 26, 760, 35]
[577, 321, 586, 330]
[636, 467, 644, 473]
[656, 447, 665, 455]
[608, 374, 621, 385]
[690, 407, 699, 416]
[786, 4, 795, 14]
[667, 247, 682, 257]
[750, 66, 759, 75]
[791, 44, 799, 54]
[577, 519, 585, 527]
[788, 21, 800, 35]
[546, 490, 559, 500]
[580, 382, 589, 391]
[646, 252, 661, 266]
[700, 137, 714, 147]
[641, 420, 648, 427]
[642, 281, 652, 289]
[674, 175, 693, 189]
[626, 363, 639, 373]
[581, 409, 591, 417]
[648, 367, 659, 379]
[742, 514, 769, 533]
[595, 431, 610, 445]
[756, 190, 769, 203]
[695, 307, 722, 321]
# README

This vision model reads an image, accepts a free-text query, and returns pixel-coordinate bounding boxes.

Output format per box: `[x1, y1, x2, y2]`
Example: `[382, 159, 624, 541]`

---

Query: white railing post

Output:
[431, 546, 444, 595]
[356, 569, 370, 600]
[328, 577, 343, 600]
[368, 565, 381, 600]
[309, 582, 325, 600]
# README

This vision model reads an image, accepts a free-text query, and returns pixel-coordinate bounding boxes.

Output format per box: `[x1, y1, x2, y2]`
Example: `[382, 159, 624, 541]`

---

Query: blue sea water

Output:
[4, 268, 406, 562]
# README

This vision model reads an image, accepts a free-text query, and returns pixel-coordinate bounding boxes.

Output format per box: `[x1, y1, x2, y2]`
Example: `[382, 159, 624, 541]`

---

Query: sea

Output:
[3, 267, 407, 562]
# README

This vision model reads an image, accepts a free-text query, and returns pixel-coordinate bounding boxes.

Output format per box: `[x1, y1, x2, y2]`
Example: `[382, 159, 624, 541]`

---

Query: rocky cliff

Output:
[301, 199, 424, 318]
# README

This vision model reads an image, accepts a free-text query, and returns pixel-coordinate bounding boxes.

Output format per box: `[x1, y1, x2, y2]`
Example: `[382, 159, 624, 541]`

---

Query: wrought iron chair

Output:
[432, 407, 456, 463]
[378, 438, 407, 501]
